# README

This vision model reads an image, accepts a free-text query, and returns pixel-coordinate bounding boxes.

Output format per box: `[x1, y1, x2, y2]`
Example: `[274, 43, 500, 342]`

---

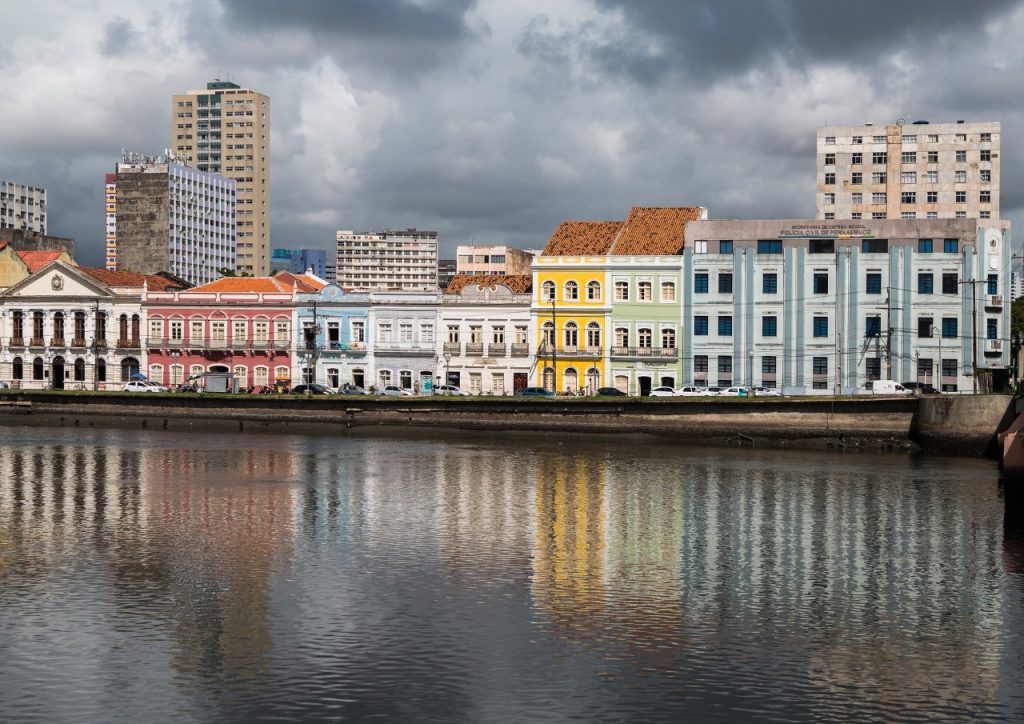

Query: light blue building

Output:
[295, 284, 370, 389]
[682, 218, 1011, 393]
[272, 248, 329, 280]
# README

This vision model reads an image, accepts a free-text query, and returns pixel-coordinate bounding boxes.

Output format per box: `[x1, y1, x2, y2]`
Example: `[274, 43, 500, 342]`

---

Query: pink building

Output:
[143, 273, 324, 389]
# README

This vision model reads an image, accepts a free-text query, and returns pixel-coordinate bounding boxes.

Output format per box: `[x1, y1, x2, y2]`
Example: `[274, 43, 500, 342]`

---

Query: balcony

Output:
[443, 342, 461, 355]
[465, 343, 484, 355]
[230, 338, 250, 350]
[9, 337, 24, 348]
[165, 338, 183, 349]
[250, 339, 270, 351]
[116, 338, 142, 350]
[985, 338, 1004, 354]
[486, 343, 506, 357]
[70, 338, 87, 349]
[986, 294, 1003, 310]
[146, 337, 163, 349]
[611, 346, 678, 359]
[49, 337, 66, 348]
[29, 337, 45, 348]
[511, 343, 529, 356]
[270, 339, 290, 351]
[374, 341, 436, 355]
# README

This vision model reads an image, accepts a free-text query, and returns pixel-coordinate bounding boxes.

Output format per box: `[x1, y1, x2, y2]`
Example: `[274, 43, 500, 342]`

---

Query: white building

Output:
[455, 245, 534, 277]
[440, 275, 533, 395]
[367, 290, 440, 392]
[0, 181, 46, 234]
[110, 152, 236, 286]
[682, 218, 1011, 393]
[817, 120, 1000, 222]
[336, 228, 438, 291]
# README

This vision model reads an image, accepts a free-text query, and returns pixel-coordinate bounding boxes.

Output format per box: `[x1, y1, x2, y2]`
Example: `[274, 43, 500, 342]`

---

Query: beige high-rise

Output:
[172, 80, 270, 276]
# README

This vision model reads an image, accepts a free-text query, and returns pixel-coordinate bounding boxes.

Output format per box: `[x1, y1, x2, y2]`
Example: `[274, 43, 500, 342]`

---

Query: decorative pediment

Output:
[1, 261, 109, 299]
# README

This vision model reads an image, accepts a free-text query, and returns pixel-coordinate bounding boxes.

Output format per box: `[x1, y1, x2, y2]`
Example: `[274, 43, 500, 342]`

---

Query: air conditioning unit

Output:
[986, 294, 1003, 309]
[985, 339, 1003, 353]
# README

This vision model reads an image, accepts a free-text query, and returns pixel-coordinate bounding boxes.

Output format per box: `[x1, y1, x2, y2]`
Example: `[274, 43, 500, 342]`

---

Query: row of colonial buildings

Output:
[0, 205, 1012, 394]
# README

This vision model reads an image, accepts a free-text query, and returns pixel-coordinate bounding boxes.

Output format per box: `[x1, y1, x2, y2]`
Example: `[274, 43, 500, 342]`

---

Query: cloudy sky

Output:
[2, 0, 1023, 266]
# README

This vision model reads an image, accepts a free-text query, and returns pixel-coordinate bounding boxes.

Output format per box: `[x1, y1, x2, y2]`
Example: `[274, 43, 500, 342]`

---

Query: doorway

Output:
[513, 373, 528, 393]
[52, 356, 65, 390]
[638, 376, 652, 396]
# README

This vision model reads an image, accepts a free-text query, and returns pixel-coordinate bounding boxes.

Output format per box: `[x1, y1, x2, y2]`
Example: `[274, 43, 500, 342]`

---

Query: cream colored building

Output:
[0, 181, 46, 234]
[172, 80, 270, 276]
[455, 244, 534, 276]
[336, 228, 438, 290]
[816, 121, 1000, 222]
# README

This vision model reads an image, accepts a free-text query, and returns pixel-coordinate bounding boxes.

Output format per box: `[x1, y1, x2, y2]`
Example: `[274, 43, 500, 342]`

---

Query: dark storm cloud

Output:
[214, 0, 481, 75]
[98, 17, 141, 57]
[580, 0, 1021, 84]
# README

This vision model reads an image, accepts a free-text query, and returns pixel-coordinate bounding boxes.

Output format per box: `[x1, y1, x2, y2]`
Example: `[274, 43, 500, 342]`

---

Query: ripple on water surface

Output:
[0, 427, 1021, 722]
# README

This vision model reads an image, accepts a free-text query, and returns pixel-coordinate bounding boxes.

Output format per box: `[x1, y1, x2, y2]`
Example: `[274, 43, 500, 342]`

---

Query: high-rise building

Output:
[109, 152, 236, 286]
[269, 248, 328, 278]
[336, 228, 438, 290]
[0, 181, 46, 234]
[816, 120, 1000, 222]
[456, 244, 535, 276]
[437, 259, 457, 290]
[172, 80, 270, 276]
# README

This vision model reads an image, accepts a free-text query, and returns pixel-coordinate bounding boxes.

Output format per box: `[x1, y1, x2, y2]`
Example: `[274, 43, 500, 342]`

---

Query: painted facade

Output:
[295, 284, 370, 389]
[368, 290, 440, 392]
[440, 278, 533, 395]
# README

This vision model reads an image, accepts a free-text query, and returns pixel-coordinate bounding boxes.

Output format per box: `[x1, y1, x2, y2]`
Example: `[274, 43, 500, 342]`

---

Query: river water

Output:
[0, 426, 1022, 722]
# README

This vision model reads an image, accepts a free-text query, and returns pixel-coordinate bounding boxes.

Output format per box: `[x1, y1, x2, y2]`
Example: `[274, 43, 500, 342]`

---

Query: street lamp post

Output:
[550, 297, 557, 393]
[931, 325, 941, 391]
[443, 351, 451, 392]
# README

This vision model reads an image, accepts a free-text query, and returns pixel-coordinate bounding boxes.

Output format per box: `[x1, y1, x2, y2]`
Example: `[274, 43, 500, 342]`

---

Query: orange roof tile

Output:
[274, 271, 327, 292]
[79, 267, 185, 291]
[16, 250, 66, 272]
[540, 221, 623, 256]
[446, 274, 533, 294]
[609, 207, 704, 256]
[188, 277, 294, 294]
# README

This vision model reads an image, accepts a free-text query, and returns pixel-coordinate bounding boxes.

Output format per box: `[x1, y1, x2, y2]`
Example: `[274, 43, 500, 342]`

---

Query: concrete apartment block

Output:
[336, 228, 439, 291]
[456, 245, 535, 277]
[0, 181, 46, 234]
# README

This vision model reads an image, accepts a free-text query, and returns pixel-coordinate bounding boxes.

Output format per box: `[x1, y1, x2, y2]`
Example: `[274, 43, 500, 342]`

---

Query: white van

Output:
[858, 379, 912, 395]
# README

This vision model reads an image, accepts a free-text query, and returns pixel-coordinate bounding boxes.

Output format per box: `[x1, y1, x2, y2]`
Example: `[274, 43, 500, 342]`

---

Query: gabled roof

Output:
[540, 221, 623, 256]
[188, 277, 297, 294]
[608, 207, 703, 256]
[275, 271, 327, 292]
[16, 250, 70, 272]
[78, 267, 185, 291]
[446, 274, 533, 294]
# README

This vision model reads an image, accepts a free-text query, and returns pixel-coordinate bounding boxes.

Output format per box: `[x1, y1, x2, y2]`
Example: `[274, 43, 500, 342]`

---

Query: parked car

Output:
[381, 385, 414, 396]
[674, 386, 707, 397]
[704, 386, 726, 396]
[515, 386, 554, 398]
[596, 387, 628, 396]
[858, 379, 912, 396]
[122, 380, 168, 393]
[649, 386, 676, 397]
[901, 381, 939, 395]
[751, 386, 783, 397]
[434, 384, 470, 396]
[719, 386, 751, 397]
[338, 383, 367, 395]
[293, 383, 333, 395]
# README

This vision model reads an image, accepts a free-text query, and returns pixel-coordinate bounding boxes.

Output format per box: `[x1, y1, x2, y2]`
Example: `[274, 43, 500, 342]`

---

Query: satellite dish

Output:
[896, 118, 906, 126]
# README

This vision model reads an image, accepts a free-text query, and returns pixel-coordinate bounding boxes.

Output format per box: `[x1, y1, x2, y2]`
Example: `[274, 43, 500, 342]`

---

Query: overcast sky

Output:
[2, 0, 1023, 267]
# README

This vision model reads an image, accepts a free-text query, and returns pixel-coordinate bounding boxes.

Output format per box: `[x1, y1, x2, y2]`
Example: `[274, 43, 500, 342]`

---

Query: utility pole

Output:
[960, 279, 981, 394]
[878, 288, 900, 381]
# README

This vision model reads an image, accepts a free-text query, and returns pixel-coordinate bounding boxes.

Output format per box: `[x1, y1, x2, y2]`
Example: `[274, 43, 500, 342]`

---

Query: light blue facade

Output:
[296, 284, 370, 389]
[272, 248, 328, 279]
[682, 218, 1012, 393]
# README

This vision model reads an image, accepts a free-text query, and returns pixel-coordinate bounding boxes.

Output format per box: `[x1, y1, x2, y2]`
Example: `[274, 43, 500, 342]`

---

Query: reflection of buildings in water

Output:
[0, 441, 299, 688]
[678, 465, 1007, 707]
[531, 454, 608, 636]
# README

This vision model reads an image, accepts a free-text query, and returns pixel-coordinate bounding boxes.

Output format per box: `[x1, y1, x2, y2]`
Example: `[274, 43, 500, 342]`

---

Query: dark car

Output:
[515, 386, 554, 398]
[901, 381, 940, 395]
[293, 383, 333, 395]
[596, 387, 627, 396]
[338, 383, 367, 395]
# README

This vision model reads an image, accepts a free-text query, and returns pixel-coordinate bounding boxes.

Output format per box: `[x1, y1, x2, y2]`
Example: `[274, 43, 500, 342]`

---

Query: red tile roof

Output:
[274, 271, 327, 292]
[188, 277, 297, 294]
[79, 267, 185, 291]
[608, 207, 703, 256]
[540, 221, 623, 256]
[446, 274, 533, 294]
[16, 250, 67, 272]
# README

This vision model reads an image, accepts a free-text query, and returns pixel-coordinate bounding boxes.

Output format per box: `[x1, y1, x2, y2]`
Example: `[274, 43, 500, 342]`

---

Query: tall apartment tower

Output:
[172, 80, 269, 276]
[0, 181, 47, 234]
[816, 120, 1000, 222]
[336, 228, 439, 290]
[110, 152, 236, 286]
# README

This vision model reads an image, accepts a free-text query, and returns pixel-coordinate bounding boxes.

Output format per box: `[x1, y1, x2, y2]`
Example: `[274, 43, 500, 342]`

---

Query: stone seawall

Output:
[0, 391, 1011, 456]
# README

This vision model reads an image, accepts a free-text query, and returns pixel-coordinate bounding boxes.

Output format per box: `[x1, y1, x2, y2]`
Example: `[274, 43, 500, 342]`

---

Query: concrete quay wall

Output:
[0, 392, 1011, 456]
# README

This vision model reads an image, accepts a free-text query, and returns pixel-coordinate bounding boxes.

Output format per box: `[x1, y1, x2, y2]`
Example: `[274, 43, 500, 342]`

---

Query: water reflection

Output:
[0, 429, 1020, 722]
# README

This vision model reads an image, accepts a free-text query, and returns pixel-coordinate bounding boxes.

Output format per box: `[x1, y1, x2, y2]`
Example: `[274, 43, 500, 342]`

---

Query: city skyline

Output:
[1, 1, 1023, 268]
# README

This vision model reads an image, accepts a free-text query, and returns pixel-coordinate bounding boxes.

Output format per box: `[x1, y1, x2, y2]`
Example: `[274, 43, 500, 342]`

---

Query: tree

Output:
[1013, 296, 1024, 342]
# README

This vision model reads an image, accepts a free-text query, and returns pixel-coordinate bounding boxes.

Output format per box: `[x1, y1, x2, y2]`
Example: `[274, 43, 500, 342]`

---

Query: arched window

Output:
[661, 281, 676, 302]
[352, 368, 365, 388]
[615, 327, 629, 349]
[234, 366, 248, 387]
[148, 364, 164, 384]
[12, 357, 23, 380]
[586, 322, 601, 348]
[587, 281, 601, 301]
[74, 358, 85, 381]
[53, 312, 65, 343]
[378, 369, 392, 387]
[118, 314, 129, 344]
[121, 357, 139, 382]
[638, 281, 653, 301]
[586, 367, 600, 394]
[274, 365, 289, 383]
[564, 321, 578, 348]
[541, 321, 554, 347]
[12, 311, 24, 342]
[564, 367, 578, 393]
[170, 365, 185, 386]
[399, 370, 413, 389]
[32, 357, 44, 380]
[254, 366, 269, 386]
[542, 367, 554, 392]
[541, 281, 555, 301]
[564, 281, 579, 301]
[96, 358, 106, 382]
[637, 327, 653, 349]
[131, 315, 140, 343]
[661, 328, 676, 351]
